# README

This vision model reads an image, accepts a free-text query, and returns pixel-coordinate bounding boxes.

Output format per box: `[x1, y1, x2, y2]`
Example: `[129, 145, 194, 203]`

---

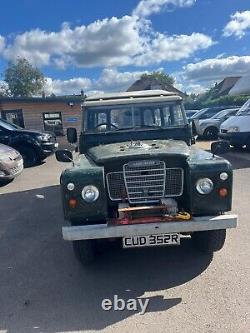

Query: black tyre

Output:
[17, 146, 38, 167]
[203, 127, 218, 140]
[73, 240, 96, 265]
[192, 229, 226, 254]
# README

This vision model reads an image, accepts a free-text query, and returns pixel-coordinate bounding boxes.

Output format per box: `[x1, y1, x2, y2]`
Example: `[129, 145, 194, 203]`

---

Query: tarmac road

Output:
[0, 147, 249, 333]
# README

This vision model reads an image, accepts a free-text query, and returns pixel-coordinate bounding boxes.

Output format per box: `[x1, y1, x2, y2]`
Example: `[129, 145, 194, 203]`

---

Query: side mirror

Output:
[191, 136, 196, 145]
[211, 141, 230, 155]
[55, 149, 73, 163]
[67, 128, 77, 144]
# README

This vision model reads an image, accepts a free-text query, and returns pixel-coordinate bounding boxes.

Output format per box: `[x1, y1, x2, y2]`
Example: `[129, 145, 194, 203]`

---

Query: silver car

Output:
[0, 144, 23, 182]
[196, 108, 239, 139]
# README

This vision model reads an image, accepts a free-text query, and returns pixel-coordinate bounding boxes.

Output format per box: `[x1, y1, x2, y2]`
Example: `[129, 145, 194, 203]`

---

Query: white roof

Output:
[229, 75, 250, 96]
[86, 90, 180, 101]
[84, 90, 182, 107]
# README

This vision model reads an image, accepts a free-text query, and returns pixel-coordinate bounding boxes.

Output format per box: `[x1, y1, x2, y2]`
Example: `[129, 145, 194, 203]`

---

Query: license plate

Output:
[123, 233, 180, 248]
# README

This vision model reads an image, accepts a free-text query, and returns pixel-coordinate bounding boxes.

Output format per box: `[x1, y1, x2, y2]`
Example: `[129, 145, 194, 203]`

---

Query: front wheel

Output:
[17, 146, 38, 167]
[203, 127, 218, 140]
[192, 229, 226, 254]
[73, 240, 96, 265]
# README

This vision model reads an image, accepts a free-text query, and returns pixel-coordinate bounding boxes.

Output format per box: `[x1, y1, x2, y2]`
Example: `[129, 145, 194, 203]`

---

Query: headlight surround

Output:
[220, 172, 229, 181]
[37, 134, 50, 141]
[81, 185, 99, 203]
[196, 178, 214, 195]
[227, 126, 239, 133]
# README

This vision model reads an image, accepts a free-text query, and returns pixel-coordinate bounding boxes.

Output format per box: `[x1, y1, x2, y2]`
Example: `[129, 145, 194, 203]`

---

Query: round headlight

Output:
[196, 178, 214, 195]
[82, 185, 99, 202]
[220, 172, 229, 181]
[67, 182, 75, 191]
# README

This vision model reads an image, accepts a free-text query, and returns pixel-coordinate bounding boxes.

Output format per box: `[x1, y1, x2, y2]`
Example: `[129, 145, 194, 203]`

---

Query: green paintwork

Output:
[58, 91, 233, 223]
[60, 154, 107, 223]
[87, 139, 190, 165]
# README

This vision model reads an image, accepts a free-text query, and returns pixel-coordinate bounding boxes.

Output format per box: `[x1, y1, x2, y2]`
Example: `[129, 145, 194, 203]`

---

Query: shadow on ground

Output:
[0, 185, 212, 333]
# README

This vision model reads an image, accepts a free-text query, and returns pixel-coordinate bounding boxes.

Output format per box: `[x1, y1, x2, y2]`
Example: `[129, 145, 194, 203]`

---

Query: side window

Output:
[172, 105, 184, 125]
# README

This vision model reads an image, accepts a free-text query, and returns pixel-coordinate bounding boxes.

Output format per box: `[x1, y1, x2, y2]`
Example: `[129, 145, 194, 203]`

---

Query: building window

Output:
[43, 112, 63, 136]
[1, 109, 25, 128]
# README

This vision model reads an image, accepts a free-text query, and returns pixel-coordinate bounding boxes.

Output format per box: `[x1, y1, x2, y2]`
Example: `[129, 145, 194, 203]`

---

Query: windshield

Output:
[211, 109, 238, 119]
[0, 118, 22, 130]
[85, 102, 186, 132]
[236, 99, 250, 116]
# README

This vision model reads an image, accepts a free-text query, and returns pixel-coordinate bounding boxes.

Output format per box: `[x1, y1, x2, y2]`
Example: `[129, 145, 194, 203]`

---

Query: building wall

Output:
[0, 101, 82, 134]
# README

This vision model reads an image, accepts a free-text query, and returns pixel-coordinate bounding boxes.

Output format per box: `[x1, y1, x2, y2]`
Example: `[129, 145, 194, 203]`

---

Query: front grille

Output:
[106, 160, 184, 203]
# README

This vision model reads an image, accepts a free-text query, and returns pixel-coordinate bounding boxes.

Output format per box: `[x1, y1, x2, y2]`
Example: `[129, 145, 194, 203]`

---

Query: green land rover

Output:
[56, 90, 237, 265]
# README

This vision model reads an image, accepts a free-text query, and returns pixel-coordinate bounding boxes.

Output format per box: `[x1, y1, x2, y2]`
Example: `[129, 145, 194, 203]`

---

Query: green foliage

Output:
[141, 71, 175, 86]
[4, 58, 45, 97]
[184, 93, 250, 109]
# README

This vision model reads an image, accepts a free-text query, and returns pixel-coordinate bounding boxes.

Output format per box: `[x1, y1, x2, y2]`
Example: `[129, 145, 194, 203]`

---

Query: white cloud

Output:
[0, 11, 213, 69]
[0, 36, 5, 53]
[95, 68, 145, 91]
[2, 17, 145, 68]
[223, 11, 250, 38]
[44, 77, 92, 95]
[135, 32, 213, 66]
[44, 68, 146, 95]
[133, 0, 196, 18]
[183, 56, 250, 82]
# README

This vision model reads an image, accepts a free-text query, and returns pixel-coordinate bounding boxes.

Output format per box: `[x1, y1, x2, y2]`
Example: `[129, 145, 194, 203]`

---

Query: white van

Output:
[220, 99, 250, 150]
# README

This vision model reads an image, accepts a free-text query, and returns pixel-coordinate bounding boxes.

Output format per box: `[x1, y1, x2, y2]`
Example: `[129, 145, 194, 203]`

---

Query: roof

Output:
[127, 77, 187, 98]
[84, 90, 182, 107]
[86, 90, 178, 101]
[216, 77, 241, 96]
[228, 75, 250, 96]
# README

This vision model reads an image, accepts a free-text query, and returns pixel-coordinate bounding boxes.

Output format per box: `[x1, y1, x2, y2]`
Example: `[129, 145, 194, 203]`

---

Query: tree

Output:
[141, 71, 175, 86]
[4, 58, 45, 97]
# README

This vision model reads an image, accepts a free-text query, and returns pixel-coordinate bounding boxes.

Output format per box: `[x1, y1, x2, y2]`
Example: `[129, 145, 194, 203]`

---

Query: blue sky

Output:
[0, 0, 250, 95]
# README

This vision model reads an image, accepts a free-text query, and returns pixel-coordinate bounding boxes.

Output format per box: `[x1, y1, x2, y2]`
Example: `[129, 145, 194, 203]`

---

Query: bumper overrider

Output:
[62, 214, 237, 241]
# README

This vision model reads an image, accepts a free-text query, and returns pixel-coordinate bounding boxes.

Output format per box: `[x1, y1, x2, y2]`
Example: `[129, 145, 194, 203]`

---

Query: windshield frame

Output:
[236, 99, 250, 116]
[83, 101, 187, 134]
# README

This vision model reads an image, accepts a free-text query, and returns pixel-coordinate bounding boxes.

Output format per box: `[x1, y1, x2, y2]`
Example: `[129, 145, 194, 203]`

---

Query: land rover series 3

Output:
[56, 90, 237, 264]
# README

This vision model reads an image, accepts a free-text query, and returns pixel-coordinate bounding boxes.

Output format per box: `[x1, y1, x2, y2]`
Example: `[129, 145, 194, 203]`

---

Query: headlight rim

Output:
[81, 185, 99, 203]
[196, 177, 214, 195]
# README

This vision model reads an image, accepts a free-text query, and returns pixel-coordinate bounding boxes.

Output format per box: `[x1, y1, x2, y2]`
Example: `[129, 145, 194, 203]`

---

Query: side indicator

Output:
[69, 198, 77, 209]
[219, 188, 228, 198]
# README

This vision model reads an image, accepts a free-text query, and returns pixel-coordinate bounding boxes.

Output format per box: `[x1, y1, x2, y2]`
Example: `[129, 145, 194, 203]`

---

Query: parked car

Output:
[0, 118, 58, 167]
[220, 99, 250, 150]
[191, 106, 235, 134]
[185, 110, 199, 120]
[195, 108, 239, 139]
[55, 90, 237, 265]
[0, 144, 23, 182]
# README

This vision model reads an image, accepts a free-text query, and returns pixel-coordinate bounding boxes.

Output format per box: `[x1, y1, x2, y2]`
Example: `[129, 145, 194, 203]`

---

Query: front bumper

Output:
[62, 214, 237, 241]
[39, 142, 59, 159]
[219, 132, 249, 146]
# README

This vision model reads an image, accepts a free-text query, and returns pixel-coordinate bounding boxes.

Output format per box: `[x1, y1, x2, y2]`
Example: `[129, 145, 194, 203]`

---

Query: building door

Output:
[1, 109, 25, 128]
[43, 112, 63, 136]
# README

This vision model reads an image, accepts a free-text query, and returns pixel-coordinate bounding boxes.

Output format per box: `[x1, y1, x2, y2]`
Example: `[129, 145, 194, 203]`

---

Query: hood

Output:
[87, 140, 190, 165]
[0, 144, 20, 161]
[14, 128, 54, 136]
[220, 116, 238, 129]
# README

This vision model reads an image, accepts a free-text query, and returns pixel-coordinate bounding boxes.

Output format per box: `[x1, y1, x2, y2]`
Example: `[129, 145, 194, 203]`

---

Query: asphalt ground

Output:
[0, 142, 249, 333]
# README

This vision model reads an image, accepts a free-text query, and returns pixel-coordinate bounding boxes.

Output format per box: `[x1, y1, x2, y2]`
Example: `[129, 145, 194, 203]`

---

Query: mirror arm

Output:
[63, 153, 75, 166]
